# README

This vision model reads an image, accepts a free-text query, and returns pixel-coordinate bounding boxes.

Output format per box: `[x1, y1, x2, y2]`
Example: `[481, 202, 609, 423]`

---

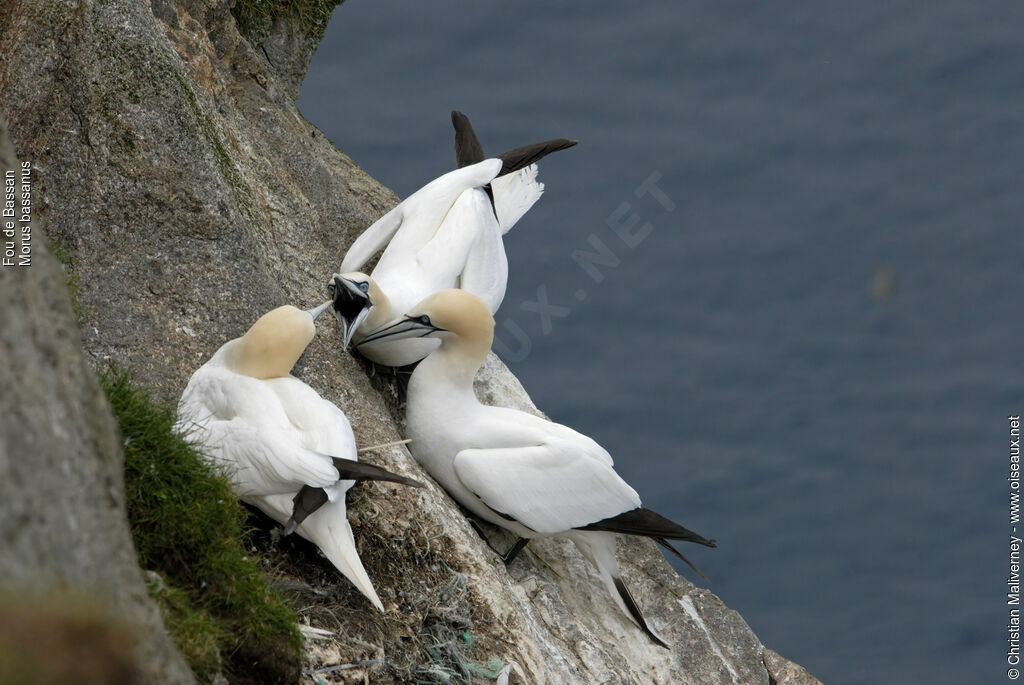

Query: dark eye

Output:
[327, 283, 336, 296]
[419, 315, 431, 326]
[359, 281, 370, 293]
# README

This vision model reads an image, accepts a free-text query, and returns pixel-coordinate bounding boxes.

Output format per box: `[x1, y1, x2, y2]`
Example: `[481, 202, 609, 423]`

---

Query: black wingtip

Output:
[656, 537, 711, 583]
[500, 537, 530, 566]
[452, 110, 486, 168]
[329, 456, 424, 488]
[497, 138, 578, 176]
[613, 577, 670, 649]
[578, 507, 716, 548]
[286, 485, 329, 535]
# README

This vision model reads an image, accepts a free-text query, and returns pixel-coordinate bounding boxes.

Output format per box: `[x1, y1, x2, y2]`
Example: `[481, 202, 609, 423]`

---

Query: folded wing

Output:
[453, 437, 641, 534]
[195, 418, 340, 497]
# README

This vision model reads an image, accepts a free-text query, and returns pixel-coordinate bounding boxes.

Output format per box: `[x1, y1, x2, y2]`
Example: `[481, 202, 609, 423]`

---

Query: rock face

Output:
[0, 1, 822, 683]
[0, 117, 194, 684]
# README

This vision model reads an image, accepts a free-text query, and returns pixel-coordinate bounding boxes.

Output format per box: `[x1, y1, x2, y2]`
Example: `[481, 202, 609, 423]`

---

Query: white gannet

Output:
[330, 111, 576, 367]
[357, 290, 717, 646]
[175, 301, 421, 611]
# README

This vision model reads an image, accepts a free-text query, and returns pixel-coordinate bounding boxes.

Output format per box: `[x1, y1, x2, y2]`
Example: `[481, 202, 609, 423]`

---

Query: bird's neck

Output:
[225, 308, 313, 379]
[357, 290, 395, 339]
[415, 333, 491, 393]
[225, 337, 299, 380]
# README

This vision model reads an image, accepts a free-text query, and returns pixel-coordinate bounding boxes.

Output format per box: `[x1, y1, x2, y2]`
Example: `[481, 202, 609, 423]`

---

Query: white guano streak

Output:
[679, 595, 741, 684]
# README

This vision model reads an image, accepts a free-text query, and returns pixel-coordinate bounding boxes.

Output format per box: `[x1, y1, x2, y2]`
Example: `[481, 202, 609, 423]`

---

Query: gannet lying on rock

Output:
[175, 301, 421, 611]
[331, 111, 576, 367]
[357, 290, 716, 645]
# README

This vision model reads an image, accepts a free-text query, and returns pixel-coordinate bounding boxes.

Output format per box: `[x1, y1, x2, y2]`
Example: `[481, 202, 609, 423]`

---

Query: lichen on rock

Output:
[231, 0, 346, 100]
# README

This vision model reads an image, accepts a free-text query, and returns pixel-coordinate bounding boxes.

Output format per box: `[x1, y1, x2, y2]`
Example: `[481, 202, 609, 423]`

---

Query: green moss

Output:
[233, 0, 343, 44]
[170, 70, 257, 224]
[101, 368, 301, 683]
[145, 577, 226, 678]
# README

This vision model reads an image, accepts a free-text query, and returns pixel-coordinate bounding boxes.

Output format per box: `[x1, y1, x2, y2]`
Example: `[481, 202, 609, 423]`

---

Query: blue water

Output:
[299, 3, 1024, 682]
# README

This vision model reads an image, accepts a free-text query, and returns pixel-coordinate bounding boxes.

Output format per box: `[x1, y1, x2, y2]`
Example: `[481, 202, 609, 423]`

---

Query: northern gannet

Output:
[357, 290, 716, 645]
[331, 111, 576, 367]
[176, 301, 421, 611]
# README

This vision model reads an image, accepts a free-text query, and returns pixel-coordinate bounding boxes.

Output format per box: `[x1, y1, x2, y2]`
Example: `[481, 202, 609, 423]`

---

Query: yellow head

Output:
[227, 305, 321, 379]
[357, 289, 495, 361]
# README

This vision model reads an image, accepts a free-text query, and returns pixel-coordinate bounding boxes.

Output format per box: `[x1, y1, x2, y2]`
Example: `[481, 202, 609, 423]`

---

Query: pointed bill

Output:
[339, 306, 372, 349]
[305, 300, 333, 321]
[356, 316, 441, 347]
[330, 274, 372, 348]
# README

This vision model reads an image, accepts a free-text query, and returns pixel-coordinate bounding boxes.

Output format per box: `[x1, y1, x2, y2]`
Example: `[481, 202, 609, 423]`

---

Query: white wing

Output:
[490, 164, 544, 235]
[452, 436, 641, 535]
[177, 367, 341, 497]
[342, 159, 502, 273]
[457, 190, 508, 312]
[264, 377, 357, 461]
[340, 204, 404, 273]
[200, 420, 340, 496]
[412, 188, 487, 288]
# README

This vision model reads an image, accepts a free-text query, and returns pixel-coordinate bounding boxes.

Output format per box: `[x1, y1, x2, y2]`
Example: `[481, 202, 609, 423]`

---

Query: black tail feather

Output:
[452, 110, 486, 168]
[328, 457, 423, 488]
[579, 507, 717, 548]
[613, 577, 669, 648]
[452, 109, 497, 216]
[500, 537, 530, 566]
[283, 485, 329, 536]
[285, 460, 421, 535]
[497, 138, 578, 176]
[656, 537, 710, 583]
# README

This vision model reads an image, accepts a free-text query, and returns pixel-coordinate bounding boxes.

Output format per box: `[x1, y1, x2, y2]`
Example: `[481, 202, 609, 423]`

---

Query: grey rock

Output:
[232, 1, 343, 101]
[259, 12, 324, 101]
[0, 115, 195, 684]
[0, 0, 823, 682]
[764, 649, 825, 685]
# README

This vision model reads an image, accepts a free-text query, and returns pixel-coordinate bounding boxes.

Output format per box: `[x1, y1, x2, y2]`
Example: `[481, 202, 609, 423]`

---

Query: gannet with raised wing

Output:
[357, 290, 716, 645]
[331, 111, 576, 367]
[176, 301, 421, 611]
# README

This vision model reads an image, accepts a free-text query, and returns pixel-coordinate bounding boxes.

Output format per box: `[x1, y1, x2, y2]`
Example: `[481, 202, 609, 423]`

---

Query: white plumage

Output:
[177, 358, 349, 497]
[331, 111, 574, 367]
[358, 289, 715, 645]
[176, 302, 393, 611]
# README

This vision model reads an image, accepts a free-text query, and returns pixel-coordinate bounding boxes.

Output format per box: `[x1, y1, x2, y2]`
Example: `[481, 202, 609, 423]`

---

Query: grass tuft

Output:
[232, 0, 343, 44]
[101, 368, 301, 683]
